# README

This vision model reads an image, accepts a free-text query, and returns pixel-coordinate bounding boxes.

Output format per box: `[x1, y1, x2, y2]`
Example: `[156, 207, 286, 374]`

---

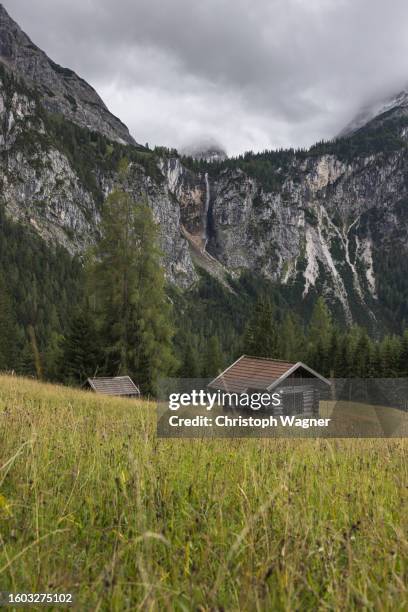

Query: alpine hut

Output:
[208, 355, 330, 415]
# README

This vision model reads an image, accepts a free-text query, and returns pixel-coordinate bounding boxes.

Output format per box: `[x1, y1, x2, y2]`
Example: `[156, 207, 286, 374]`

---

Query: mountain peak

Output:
[0, 3, 137, 146]
[0, 4, 10, 17]
[0, 3, 23, 59]
[340, 88, 408, 137]
[181, 139, 228, 162]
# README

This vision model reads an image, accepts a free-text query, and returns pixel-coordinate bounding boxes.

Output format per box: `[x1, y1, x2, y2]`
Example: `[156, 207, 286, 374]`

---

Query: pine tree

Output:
[90, 166, 177, 394]
[18, 342, 36, 377]
[380, 336, 400, 378]
[44, 332, 64, 381]
[279, 312, 304, 362]
[399, 330, 408, 376]
[60, 306, 102, 385]
[203, 335, 225, 378]
[329, 328, 340, 378]
[336, 336, 352, 379]
[306, 296, 332, 374]
[352, 330, 372, 378]
[179, 334, 201, 378]
[368, 342, 381, 379]
[308, 296, 332, 346]
[243, 297, 278, 358]
[0, 272, 16, 370]
[347, 325, 363, 358]
[308, 339, 328, 376]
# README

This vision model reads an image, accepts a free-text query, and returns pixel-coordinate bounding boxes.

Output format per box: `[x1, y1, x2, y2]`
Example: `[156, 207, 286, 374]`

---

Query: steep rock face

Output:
[159, 149, 408, 323]
[160, 157, 211, 250]
[208, 151, 407, 321]
[0, 74, 197, 286]
[0, 79, 99, 253]
[0, 4, 135, 146]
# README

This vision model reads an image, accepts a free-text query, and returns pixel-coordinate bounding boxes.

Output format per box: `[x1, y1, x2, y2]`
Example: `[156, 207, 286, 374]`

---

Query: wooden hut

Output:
[208, 355, 330, 415]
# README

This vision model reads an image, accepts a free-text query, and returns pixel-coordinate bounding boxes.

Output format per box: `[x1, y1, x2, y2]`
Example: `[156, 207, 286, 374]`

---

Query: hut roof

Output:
[87, 376, 140, 397]
[208, 355, 330, 392]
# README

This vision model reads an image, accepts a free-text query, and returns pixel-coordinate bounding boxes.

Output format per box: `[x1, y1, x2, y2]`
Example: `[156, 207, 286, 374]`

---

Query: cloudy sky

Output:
[4, 0, 408, 155]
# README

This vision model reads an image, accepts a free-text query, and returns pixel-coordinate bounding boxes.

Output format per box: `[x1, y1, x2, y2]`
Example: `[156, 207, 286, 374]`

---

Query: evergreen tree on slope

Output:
[90, 162, 177, 393]
[243, 297, 278, 358]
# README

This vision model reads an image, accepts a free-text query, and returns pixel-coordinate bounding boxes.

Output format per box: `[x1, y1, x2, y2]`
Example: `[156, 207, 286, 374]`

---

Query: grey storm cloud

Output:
[4, 0, 408, 155]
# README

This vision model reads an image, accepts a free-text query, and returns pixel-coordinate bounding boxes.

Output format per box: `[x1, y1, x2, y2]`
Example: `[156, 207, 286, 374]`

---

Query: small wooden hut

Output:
[208, 355, 330, 415]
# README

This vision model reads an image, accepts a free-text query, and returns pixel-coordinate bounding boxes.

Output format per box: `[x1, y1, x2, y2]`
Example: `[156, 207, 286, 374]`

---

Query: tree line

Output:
[242, 296, 408, 379]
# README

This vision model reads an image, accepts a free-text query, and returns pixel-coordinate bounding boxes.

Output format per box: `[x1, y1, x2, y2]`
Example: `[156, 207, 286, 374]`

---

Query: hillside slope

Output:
[0, 375, 407, 609]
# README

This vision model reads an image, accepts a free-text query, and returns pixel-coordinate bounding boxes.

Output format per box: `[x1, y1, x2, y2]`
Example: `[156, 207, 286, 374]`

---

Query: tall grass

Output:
[0, 376, 407, 610]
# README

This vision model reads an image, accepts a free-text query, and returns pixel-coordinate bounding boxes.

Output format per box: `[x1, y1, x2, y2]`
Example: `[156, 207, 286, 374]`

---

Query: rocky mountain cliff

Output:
[0, 5, 135, 145]
[163, 145, 408, 329]
[1, 4, 408, 333]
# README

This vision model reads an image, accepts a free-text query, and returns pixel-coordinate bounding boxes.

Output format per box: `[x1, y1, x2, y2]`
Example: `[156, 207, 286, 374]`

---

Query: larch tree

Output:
[90, 162, 177, 393]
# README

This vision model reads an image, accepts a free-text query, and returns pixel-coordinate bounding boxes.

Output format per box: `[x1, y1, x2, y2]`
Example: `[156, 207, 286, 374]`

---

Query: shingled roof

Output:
[87, 376, 141, 397]
[208, 355, 329, 392]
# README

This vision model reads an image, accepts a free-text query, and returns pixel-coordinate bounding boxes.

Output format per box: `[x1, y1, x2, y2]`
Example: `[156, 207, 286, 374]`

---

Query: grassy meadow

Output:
[0, 376, 407, 610]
